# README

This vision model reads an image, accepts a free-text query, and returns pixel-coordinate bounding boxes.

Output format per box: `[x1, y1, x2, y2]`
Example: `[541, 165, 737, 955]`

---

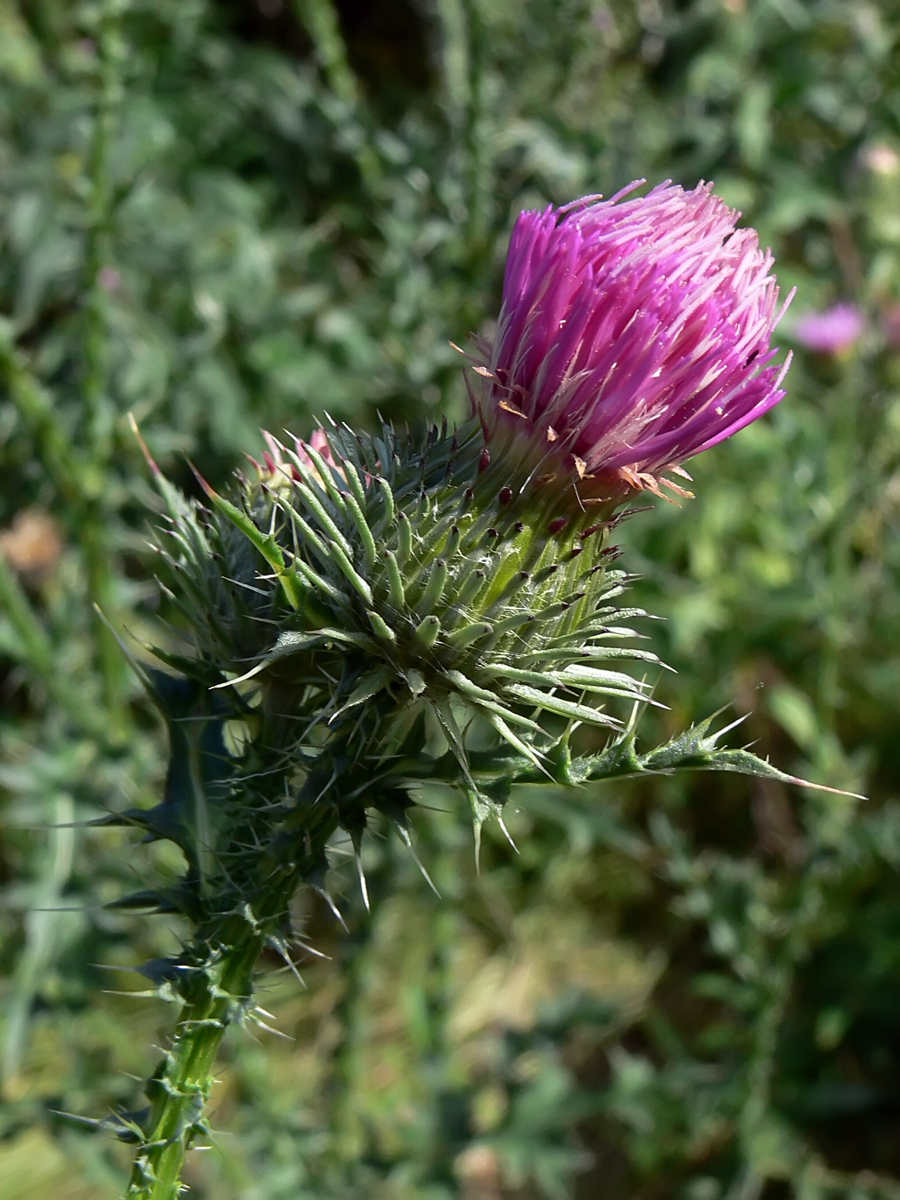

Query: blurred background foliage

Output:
[2, 0, 900, 1196]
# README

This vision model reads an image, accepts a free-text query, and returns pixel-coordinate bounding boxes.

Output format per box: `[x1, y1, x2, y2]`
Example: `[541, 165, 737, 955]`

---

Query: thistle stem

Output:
[125, 931, 264, 1200]
[125, 786, 343, 1200]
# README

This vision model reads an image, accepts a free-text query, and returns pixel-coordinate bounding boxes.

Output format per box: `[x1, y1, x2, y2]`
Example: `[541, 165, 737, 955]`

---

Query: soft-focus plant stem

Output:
[292, 0, 382, 191]
[0, 3, 129, 727]
[460, 0, 489, 257]
[0, 328, 85, 510]
[0, 318, 127, 733]
[0, 552, 108, 738]
[81, 0, 130, 728]
[0, 332, 116, 739]
[1, 792, 75, 1089]
[0, 551, 54, 678]
[433, 0, 492, 327]
[728, 877, 824, 1200]
[84, 0, 124, 458]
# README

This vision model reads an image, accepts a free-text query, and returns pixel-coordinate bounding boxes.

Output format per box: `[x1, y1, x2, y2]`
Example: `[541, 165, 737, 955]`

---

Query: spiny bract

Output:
[144, 417, 660, 865]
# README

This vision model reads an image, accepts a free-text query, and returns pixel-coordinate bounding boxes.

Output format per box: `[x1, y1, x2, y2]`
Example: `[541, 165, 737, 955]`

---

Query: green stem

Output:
[291, 0, 381, 191]
[83, 0, 124, 460]
[434, 0, 491, 268]
[0, 551, 54, 676]
[461, 0, 489, 258]
[0, 326, 126, 735]
[293, 0, 359, 110]
[81, 0, 130, 725]
[0, 553, 108, 738]
[1, 793, 75, 1089]
[0, 3, 131, 731]
[0, 328, 87, 511]
[727, 880, 822, 1200]
[125, 793, 343, 1199]
[126, 932, 264, 1200]
[83, 509, 130, 737]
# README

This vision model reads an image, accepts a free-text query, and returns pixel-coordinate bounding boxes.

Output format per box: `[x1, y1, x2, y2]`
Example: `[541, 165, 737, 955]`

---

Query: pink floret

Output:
[475, 181, 792, 491]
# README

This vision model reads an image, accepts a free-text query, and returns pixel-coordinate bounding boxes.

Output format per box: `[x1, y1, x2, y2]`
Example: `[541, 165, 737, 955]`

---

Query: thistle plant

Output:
[106, 181, 809, 1199]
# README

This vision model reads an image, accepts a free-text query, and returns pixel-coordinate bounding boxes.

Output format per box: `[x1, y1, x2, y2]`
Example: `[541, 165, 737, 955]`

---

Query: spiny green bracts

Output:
[119, 427, 631, 872]
[146, 417, 661, 848]
[109, 417, 827, 1200]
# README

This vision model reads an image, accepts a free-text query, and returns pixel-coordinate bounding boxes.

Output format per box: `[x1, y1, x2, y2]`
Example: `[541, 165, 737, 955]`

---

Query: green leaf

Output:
[199, 476, 302, 610]
[329, 666, 395, 720]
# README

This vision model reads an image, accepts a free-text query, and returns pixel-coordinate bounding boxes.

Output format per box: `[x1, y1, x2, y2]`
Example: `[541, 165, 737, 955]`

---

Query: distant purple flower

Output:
[98, 266, 121, 293]
[472, 181, 791, 496]
[883, 304, 900, 349]
[793, 303, 863, 356]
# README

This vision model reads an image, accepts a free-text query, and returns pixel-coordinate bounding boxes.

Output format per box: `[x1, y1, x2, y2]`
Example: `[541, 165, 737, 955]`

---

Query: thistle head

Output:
[145, 415, 659, 873]
[471, 180, 792, 500]
[135, 180, 794, 884]
[252, 428, 338, 491]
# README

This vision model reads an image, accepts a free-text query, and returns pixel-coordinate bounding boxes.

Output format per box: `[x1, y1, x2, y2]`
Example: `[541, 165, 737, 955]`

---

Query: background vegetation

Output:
[2, 0, 900, 1196]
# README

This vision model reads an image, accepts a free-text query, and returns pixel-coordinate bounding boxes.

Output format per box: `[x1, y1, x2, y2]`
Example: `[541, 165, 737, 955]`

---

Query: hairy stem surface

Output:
[125, 933, 262, 1200]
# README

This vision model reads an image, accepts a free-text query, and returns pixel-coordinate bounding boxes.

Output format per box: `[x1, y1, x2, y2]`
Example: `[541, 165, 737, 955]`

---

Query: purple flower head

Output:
[793, 303, 863, 356]
[472, 181, 791, 497]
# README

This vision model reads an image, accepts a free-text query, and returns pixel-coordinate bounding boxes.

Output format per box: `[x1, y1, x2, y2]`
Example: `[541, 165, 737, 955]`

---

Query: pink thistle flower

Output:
[250, 429, 338, 487]
[792, 303, 863, 356]
[472, 181, 792, 497]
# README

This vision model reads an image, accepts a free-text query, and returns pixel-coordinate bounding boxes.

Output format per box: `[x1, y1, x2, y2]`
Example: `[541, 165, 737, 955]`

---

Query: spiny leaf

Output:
[416, 556, 448, 614]
[327, 539, 374, 604]
[562, 716, 865, 797]
[292, 477, 355, 560]
[505, 683, 621, 727]
[130, 415, 194, 523]
[196, 472, 302, 610]
[414, 614, 441, 648]
[447, 620, 492, 649]
[444, 670, 543, 731]
[367, 609, 396, 641]
[340, 488, 378, 572]
[329, 666, 395, 721]
[288, 554, 345, 604]
[487, 712, 548, 774]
